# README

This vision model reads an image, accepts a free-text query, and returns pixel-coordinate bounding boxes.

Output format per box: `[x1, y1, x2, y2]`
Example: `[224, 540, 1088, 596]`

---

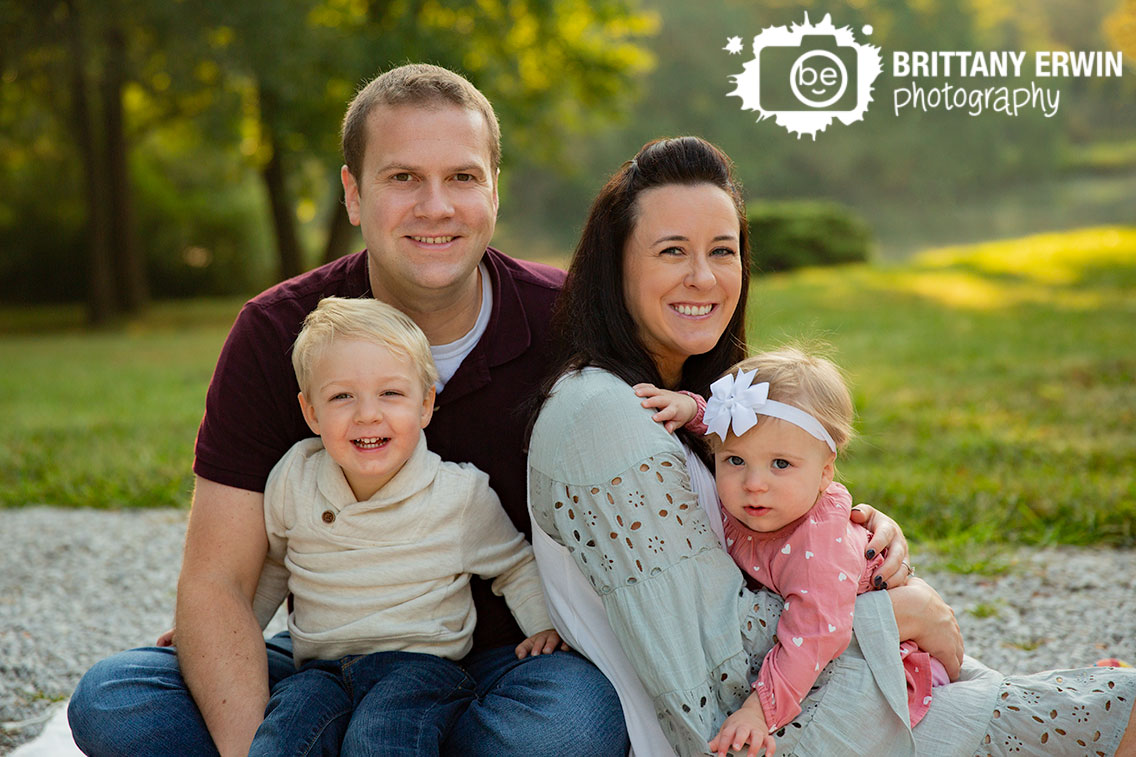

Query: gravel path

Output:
[2, 506, 1134, 755]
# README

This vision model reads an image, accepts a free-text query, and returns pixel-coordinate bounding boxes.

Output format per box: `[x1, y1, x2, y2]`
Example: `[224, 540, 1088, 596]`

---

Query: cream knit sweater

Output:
[258, 433, 551, 666]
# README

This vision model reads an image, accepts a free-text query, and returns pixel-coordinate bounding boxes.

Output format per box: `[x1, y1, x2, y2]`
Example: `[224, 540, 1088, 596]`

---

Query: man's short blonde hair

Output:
[341, 63, 501, 182]
[716, 345, 855, 452]
[292, 297, 438, 396]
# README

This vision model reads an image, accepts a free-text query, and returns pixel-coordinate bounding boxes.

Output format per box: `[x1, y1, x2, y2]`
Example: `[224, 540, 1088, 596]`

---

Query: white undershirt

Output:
[430, 262, 492, 393]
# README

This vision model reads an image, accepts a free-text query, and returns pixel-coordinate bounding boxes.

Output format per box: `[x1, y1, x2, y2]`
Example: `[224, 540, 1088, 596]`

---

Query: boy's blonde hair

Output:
[717, 345, 855, 453]
[292, 297, 439, 396]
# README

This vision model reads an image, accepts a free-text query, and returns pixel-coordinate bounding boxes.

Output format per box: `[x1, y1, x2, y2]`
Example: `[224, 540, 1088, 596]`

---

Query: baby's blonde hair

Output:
[292, 297, 439, 396]
[717, 345, 855, 453]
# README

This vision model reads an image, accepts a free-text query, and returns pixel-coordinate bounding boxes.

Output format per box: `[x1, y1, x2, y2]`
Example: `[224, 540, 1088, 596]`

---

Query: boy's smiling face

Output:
[298, 338, 434, 501]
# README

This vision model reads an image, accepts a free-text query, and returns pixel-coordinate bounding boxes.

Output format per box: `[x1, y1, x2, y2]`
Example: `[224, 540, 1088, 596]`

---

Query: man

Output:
[68, 64, 628, 757]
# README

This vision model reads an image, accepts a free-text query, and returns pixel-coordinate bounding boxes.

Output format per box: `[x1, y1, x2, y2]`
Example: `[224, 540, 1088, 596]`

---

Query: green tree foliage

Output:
[0, 0, 657, 312]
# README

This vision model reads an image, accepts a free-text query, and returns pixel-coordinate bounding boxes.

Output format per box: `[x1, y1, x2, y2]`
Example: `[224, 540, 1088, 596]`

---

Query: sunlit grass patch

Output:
[917, 226, 1136, 284]
[749, 227, 1136, 552]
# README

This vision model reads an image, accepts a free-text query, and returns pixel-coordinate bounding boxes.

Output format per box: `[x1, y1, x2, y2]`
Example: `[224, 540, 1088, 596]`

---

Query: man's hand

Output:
[515, 628, 569, 658]
[849, 504, 913, 589]
[889, 577, 964, 679]
[708, 694, 776, 757]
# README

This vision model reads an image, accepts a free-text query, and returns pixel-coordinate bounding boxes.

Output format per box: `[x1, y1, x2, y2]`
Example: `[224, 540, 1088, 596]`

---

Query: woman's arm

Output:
[888, 577, 964, 679]
[529, 454, 781, 754]
[849, 505, 964, 677]
[529, 372, 781, 754]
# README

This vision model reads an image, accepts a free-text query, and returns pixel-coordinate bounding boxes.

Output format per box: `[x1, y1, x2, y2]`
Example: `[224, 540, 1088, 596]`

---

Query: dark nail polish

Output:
[880, 580, 888, 590]
[865, 549, 876, 559]
[873, 575, 883, 587]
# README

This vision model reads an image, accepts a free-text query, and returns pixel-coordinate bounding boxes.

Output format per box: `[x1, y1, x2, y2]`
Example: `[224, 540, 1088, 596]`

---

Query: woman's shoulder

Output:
[530, 368, 684, 482]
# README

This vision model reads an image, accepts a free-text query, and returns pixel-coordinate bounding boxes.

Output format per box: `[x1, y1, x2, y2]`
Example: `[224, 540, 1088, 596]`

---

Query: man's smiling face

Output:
[342, 103, 499, 305]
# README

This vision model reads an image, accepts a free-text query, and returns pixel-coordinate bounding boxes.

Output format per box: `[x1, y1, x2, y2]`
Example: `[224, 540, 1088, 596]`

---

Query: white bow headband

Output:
[703, 368, 837, 453]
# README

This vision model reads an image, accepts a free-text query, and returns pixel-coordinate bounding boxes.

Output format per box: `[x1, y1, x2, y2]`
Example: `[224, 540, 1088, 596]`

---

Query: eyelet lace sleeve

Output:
[530, 452, 785, 753]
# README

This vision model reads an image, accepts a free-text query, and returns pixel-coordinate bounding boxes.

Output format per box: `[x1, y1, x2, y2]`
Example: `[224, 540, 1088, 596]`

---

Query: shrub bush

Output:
[747, 201, 873, 273]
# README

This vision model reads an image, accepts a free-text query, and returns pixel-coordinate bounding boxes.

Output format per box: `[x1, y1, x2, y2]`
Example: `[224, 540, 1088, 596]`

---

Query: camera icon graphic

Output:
[760, 34, 858, 111]
[729, 14, 882, 138]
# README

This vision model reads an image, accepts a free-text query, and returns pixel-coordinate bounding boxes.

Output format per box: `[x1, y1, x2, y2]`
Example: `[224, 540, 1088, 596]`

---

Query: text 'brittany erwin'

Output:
[891, 50, 1125, 78]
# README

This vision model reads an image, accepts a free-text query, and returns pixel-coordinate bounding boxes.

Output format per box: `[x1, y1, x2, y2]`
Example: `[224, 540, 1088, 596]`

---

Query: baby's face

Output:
[714, 418, 835, 532]
[298, 338, 434, 502]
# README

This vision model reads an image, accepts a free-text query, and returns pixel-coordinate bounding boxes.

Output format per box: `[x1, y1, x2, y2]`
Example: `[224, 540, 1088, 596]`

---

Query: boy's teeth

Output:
[674, 304, 712, 316]
[412, 235, 455, 244]
[354, 438, 387, 449]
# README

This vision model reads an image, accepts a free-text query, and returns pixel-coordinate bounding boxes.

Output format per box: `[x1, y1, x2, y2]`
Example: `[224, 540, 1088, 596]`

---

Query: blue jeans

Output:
[68, 633, 629, 757]
[250, 650, 475, 757]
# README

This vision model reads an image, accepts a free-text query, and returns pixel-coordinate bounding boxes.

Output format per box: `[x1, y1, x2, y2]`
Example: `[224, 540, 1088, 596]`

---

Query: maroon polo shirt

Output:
[194, 247, 566, 651]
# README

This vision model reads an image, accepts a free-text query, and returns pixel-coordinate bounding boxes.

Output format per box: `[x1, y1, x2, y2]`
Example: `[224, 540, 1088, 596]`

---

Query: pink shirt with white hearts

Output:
[723, 482, 947, 731]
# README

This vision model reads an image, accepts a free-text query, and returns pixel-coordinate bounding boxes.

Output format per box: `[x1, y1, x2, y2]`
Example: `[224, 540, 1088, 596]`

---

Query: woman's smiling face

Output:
[621, 183, 744, 387]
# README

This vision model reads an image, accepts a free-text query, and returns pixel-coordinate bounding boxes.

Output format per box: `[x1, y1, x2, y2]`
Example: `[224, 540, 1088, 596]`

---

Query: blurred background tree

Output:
[0, 0, 657, 322]
[1, 0, 1132, 323]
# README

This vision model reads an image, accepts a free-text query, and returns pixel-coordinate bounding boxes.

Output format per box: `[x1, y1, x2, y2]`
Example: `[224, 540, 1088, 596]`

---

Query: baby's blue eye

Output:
[726, 455, 745, 467]
[772, 459, 790, 470]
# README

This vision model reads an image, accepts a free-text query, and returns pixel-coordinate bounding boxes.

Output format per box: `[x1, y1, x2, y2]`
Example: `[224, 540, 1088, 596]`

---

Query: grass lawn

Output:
[749, 226, 1136, 554]
[1, 228, 1133, 555]
[0, 298, 245, 511]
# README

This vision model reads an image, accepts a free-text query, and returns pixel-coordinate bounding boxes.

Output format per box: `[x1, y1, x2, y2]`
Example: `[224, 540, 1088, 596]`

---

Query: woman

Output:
[526, 136, 1136, 756]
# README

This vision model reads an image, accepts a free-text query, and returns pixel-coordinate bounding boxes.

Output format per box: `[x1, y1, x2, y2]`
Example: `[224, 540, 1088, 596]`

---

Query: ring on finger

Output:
[901, 560, 915, 576]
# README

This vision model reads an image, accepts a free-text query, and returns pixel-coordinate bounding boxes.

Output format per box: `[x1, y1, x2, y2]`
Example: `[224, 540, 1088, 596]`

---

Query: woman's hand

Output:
[849, 504, 912, 589]
[888, 577, 964, 679]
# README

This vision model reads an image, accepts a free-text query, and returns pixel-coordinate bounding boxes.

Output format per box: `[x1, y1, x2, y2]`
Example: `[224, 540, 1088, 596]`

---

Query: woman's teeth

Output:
[673, 304, 713, 316]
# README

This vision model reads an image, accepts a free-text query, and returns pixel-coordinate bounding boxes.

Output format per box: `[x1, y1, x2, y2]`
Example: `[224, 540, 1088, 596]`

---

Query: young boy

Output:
[248, 296, 562, 757]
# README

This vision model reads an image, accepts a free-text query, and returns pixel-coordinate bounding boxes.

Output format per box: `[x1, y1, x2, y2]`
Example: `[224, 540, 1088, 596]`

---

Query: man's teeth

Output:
[354, 438, 387, 449]
[411, 235, 455, 244]
[674, 304, 713, 316]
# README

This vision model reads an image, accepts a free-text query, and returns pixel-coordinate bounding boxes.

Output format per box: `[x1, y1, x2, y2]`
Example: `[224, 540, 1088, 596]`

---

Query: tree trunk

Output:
[321, 196, 357, 265]
[64, 0, 116, 325]
[260, 122, 304, 281]
[103, 21, 149, 313]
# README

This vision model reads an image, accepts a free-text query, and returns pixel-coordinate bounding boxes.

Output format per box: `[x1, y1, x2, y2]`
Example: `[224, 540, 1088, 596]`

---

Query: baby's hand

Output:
[708, 694, 776, 757]
[515, 629, 569, 659]
[633, 383, 698, 433]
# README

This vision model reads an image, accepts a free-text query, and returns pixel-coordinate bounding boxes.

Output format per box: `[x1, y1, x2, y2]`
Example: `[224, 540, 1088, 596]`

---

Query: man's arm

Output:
[175, 477, 271, 757]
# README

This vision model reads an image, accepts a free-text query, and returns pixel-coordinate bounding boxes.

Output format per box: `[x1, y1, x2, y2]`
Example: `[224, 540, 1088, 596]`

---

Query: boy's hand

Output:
[156, 627, 176, 647]
[708, 694, 776, 757]
[633, 383, 698, 433]
[515, 629, 569, 659]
